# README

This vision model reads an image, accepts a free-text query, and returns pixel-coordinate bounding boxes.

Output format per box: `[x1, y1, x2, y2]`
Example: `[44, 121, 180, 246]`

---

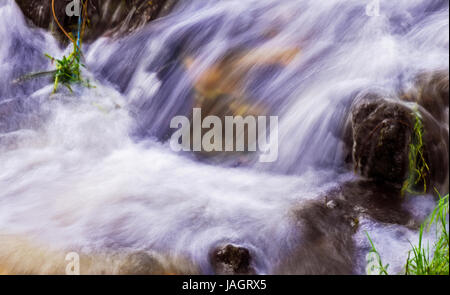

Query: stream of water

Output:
[0, 0, 448, 274]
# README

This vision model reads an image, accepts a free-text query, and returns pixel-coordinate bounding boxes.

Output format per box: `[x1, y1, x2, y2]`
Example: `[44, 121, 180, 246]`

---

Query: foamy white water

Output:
[0, 0, 448, 274]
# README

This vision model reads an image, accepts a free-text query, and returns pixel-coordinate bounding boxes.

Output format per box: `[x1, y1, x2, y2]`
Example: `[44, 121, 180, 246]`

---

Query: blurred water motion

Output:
[0, 0, 448, 274]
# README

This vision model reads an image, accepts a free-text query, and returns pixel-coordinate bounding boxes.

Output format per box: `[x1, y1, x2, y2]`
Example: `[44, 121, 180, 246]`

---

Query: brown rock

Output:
[15, 0, 173, 43]
[117, 251, 165, 275]
[400, 70, 449, 124]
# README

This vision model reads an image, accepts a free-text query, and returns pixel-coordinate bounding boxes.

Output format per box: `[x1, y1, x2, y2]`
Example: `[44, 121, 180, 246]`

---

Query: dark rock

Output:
[328, 180, 414, 226]
[15, 0, 174, 43]
[351, 93, 414, 185]
[400, 70, 449, 124]
[211, 244, 255, 275]
[349, 90, 449, 194]
[399, 70, 449, 193]
[277, 179, 416, 275]
[277, 199, 357, 275]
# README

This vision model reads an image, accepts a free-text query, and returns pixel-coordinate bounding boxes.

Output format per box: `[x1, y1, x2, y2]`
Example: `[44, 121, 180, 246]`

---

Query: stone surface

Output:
[277, 179, 415, 275]
[351, 93, 414, 185]
[211, 244, 255, 275]
[15, 0, 172, 43]
[401, 70, 449, 124]
[348, 88, 449, 193]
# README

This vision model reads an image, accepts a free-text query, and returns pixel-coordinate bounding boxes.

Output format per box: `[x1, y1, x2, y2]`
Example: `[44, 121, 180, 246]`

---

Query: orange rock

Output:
[183, 46, 301, 101]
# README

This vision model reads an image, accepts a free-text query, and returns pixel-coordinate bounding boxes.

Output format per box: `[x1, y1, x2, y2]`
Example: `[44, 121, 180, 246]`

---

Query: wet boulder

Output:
[277, 179, 418, 275]
[174, 47, 300, 163]
[15, 0, 174, 43]
[210, 244, 255, 275]
[278, 199, 357, 275]
[351, 93, 414, 185]
[400, 70, 449, 124]
[349, 92, 449, 193]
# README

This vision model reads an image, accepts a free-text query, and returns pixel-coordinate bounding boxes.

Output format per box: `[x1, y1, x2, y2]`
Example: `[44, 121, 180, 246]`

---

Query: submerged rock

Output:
[183, 48, 299, 118]
[278, 199, 357, 275]
[0, 234, 200, 274]
[400, 70, 449, 124]
[15, 0, 173, 43]
[210, 244, 255, 275]
[278, 179, 416, 275]
[117, 251, 165, 275]
[173, 47, 300, 163]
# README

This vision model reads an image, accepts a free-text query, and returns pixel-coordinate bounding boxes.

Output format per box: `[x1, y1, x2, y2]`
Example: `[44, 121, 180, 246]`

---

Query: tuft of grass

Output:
[46, 0, 92, 94]
[15, 0, 92, 94]
[366, 193, 449, 275]
[44, 41, 92, 94]
[401, 107, 430, 195]
[405, 193, 449, 275]
[45, 49, 80, 93]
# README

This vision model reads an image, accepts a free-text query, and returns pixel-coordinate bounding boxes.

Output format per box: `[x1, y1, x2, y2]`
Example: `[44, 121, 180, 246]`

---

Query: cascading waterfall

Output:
[0, 0, 448, 274]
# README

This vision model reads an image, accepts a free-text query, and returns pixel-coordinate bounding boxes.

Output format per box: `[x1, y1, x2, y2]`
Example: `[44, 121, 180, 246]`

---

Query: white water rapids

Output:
[0, 0, 448, 274]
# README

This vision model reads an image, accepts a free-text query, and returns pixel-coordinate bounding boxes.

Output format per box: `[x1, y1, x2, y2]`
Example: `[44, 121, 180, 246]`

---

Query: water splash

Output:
[0, 0, 448, 274]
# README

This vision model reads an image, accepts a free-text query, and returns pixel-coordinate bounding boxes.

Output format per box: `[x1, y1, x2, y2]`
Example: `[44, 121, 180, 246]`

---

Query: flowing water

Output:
[0, 0, 448, 274]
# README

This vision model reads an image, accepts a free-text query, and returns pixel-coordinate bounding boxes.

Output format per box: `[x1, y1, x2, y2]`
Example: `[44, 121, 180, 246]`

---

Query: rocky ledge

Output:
[15, 0, 176, 43]
[344, 70, 449, 194]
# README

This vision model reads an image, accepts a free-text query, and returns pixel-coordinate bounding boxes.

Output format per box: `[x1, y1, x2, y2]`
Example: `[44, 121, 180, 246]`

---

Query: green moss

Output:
[401, 107, 429, 195]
